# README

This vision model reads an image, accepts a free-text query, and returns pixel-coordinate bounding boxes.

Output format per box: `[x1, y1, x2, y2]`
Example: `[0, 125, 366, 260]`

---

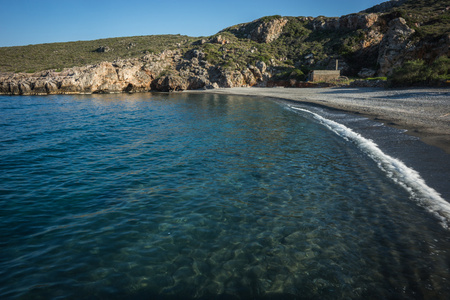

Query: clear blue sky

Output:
[0, 0, 386, 47]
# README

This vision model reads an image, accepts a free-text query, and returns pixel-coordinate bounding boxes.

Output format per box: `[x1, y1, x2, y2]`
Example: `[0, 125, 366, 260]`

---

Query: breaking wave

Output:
[289, 105, 450, 229]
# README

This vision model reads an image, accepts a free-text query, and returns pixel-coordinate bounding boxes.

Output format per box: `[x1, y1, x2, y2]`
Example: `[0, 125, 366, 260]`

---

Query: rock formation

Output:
[223, 17, 288, 43]
[311, 13, 380, 31]
[249, 18, 288, 43]
[1, 0, 448, 94]
[0, 49, 272, 95]
[377, 17, 416, 75]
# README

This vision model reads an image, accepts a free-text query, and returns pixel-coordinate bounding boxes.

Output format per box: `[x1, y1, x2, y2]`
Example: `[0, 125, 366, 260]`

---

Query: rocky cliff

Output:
[1, 0, 448, 95]
[224, 16, 289, 43]
[0, 48, 271, 95]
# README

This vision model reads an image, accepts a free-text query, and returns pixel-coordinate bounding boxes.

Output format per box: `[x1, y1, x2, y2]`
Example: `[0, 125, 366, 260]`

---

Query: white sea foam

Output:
[290, 106, 450, 229]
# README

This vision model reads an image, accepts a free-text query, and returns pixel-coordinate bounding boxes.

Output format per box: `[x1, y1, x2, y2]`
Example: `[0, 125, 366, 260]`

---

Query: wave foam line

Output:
[290, 106, 450, 230]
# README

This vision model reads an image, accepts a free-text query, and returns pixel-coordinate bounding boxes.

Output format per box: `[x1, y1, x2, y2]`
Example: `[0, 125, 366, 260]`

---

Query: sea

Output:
[1, 92, 450, 299]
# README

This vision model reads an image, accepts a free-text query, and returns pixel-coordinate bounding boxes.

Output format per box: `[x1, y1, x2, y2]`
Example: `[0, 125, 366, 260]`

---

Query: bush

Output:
[252, 54, 271, 65]
[272, 67, 306, 81]
[260, 15, 282, 22]
[388, 56, 449, 86]
[366, 77, 387, 81]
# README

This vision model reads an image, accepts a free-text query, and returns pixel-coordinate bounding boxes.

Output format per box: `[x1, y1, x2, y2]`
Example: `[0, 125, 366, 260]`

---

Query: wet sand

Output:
[191, 87, 450, 154]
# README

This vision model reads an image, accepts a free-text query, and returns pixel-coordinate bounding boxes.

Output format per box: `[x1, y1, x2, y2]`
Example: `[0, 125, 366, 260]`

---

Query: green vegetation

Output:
[388, 56, 450, 86]
[366, 77, 388, 81]
[387, 0, 450, 39]
[214, 16, 375, 78]
[0, 0, 448, 88]
[0, 35, 196, 73]
[260, 15, 283, 22]
[195, 32, 292, 73]
[271, 66, 307, 81]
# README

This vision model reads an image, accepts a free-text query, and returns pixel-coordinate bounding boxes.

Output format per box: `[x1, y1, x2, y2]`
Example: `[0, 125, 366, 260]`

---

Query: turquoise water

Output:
[1, 93, 449, 299]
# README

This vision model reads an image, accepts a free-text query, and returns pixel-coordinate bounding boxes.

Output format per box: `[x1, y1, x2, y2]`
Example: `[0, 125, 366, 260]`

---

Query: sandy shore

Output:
[190, 87, 450, 154]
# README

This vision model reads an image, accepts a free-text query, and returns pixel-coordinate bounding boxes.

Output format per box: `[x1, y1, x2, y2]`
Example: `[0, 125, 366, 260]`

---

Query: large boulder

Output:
[151, 75, 188, 92]
[187, 76, 209, 90]
[358, 68, 377, 78]
[256, 61, 267, 73]
[210, 35, 229, 45]
[95, 46, 112, 53]
[241, 68, 257, 86]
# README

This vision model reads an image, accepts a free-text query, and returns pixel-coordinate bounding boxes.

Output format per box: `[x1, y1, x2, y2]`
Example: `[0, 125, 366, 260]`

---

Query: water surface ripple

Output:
[1, 93, 449, 299]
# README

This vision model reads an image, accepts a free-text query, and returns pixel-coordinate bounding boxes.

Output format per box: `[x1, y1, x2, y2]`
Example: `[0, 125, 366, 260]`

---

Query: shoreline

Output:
[187, 87, 450, 154]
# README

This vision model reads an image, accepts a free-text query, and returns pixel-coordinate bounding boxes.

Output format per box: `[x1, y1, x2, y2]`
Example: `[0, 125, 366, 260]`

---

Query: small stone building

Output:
[308, 70, 341, 82]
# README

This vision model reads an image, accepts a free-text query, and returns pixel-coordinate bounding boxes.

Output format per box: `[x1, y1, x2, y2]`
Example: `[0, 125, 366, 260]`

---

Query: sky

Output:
[0, 0, 387, 47]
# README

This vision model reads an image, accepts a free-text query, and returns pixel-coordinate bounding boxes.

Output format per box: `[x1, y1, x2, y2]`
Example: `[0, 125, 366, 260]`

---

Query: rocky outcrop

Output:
[95, 46, 112, 53]
[210, 35, 230, 45]
[151, 75, 188, 92]
[1, 54, 162, 95]
[0, 52, 167, 95]
[312, 13, 379, 31]
[224, 17, 288, 43]
[250, 18, 288, 43]
[362, 30, 384, 49]
[358, 68, 377, 78]
[377, 17, 415, 76]
[0, 48, 272, 95]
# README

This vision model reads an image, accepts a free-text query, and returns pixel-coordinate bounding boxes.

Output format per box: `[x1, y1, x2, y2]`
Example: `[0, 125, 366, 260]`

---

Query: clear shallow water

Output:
[1, 93, 449, 299]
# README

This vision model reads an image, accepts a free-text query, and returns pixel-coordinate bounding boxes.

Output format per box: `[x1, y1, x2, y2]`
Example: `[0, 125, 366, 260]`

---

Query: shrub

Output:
[366, 77, 387, 81]
[272, 67, 306, 81]
[388, 56, 450, 86]
[260, 15, 283, 22]
[252, 55, 271, 65]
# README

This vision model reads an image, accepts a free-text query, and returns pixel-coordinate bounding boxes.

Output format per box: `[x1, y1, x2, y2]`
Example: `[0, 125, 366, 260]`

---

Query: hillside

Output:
[0, 0, 449, 94]
[0, 35, 196, 74]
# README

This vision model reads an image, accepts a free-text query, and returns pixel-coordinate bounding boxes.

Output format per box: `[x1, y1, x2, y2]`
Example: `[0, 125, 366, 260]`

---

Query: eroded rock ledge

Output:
[0, 48, 272, 95]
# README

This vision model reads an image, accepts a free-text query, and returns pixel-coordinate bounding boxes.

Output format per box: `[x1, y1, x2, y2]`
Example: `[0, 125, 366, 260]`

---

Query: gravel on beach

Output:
[192, 87, 450, 154]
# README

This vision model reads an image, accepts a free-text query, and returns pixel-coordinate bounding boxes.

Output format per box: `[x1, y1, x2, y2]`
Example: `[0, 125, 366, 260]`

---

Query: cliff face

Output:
[311, 13, 380, 30]
[377, 17, 416, 75]
[1, 53, 166, 95]
[1, 0, 448, 94]
[0, 49, 270, 95]
[225, 17, 289, 43]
